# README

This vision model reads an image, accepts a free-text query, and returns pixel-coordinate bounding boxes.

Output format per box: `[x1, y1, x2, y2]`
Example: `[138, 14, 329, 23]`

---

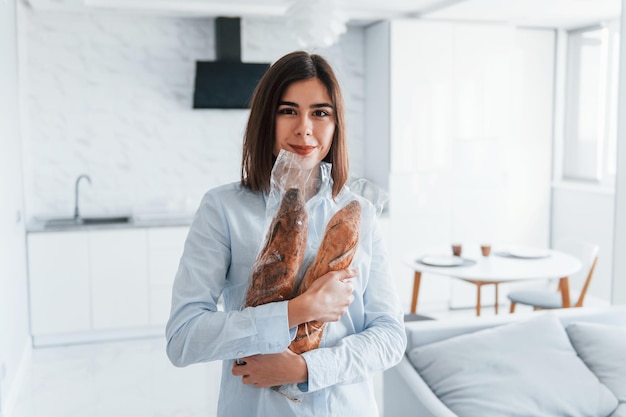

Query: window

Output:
[563, 22, 620, 185]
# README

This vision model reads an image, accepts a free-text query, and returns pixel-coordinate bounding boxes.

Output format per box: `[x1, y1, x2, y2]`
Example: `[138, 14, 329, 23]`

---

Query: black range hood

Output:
[193, 17, 270, 109]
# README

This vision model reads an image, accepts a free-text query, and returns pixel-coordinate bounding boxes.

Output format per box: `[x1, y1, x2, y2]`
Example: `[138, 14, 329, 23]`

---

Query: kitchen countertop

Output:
[27, 207, 388, 233]
[27, 215, 194, 233]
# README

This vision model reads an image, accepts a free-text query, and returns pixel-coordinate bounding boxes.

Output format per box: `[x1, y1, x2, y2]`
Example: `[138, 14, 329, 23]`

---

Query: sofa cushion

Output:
[407, 313, 618, 417]
[566, 322, 626, 404]
[609, 404, 626, 417]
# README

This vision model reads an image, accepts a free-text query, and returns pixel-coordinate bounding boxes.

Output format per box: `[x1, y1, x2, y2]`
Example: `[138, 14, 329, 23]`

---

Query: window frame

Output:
[561, 21, 620, 187]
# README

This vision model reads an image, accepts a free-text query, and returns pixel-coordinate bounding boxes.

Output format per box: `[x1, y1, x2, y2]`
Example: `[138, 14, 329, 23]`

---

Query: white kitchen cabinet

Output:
[27, 225, 190, 345]
[90, 229, 150, 330]
[147, 227, 189, 326]
[28, 231, 91, 335]
[365, 20, 555, 311]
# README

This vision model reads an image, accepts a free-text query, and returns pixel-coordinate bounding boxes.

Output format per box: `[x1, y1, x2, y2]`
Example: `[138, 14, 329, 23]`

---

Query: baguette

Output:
[289, 200, 361, 354]
[244, 188, 308, 307]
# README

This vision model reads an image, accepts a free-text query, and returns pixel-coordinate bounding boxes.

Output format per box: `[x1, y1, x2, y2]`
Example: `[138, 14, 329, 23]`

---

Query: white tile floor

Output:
[11, 337, 222, 417]
[9, 299, 609, 417]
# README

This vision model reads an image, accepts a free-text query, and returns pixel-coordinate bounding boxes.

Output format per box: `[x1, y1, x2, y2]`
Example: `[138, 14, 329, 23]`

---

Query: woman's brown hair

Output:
[241, 51, 348, 198]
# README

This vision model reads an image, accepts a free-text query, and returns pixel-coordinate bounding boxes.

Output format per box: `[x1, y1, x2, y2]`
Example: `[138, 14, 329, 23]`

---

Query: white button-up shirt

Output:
[166, 166, 406, 417]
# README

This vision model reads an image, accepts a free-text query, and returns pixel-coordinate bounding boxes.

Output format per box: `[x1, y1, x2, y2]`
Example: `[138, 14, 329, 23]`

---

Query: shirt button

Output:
[237, 351, 244, 357]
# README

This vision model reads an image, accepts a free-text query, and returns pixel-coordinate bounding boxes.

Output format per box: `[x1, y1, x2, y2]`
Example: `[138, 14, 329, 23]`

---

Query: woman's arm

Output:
[287, 218, 407, 393]
[231, 218, 406, 392]
[231, 268, 357, 386]
[166, 189, 361, 369]
[166, 190, 294, 367]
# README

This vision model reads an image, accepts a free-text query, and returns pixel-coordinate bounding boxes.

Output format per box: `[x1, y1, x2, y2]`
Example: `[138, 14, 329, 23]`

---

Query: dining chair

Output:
[508, 238, 599, 313]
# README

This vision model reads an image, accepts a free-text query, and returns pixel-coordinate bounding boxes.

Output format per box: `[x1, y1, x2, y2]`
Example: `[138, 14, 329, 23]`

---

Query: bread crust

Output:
[244, 188, 308, 307]
[289, 200, 361, 354]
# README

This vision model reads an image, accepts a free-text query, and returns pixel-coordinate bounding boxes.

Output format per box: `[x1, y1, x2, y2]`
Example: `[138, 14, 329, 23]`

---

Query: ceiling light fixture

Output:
[284, 0, 348, 49]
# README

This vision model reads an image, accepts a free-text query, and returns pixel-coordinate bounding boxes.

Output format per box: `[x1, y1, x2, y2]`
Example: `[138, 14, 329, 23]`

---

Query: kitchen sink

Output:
[44, 216, 132, 228]
[80, 216, 132, 225]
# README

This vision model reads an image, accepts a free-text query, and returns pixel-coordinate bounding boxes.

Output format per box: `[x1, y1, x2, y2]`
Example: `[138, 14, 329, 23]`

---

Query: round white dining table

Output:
[405, 244, 582, 316]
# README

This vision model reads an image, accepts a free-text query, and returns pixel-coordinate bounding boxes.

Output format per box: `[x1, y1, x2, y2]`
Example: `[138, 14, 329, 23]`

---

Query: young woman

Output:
[166, 51, 406, 417]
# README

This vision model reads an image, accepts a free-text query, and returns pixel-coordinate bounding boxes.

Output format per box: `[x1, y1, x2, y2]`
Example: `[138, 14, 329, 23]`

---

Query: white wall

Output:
[19, 9, 366, 221]
[364, 21, 390, 193]
[0, 0, 31, 415]
[613, 0, 626, 305]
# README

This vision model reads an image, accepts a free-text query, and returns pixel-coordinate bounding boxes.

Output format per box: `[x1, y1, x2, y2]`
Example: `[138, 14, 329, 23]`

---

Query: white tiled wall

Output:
[20, 9, 365, 220]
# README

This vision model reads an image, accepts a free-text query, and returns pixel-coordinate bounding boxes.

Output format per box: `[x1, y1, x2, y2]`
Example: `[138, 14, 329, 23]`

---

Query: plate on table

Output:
[507, 248, 551, 259]
[420, 255, 464, 267]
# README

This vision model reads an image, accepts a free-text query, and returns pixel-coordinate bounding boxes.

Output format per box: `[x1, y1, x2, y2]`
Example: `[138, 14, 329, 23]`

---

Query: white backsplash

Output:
[20, 9, 365, 220]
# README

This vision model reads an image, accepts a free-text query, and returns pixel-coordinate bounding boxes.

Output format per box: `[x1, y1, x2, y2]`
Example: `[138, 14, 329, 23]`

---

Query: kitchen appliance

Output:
[193, 17, 270, 109]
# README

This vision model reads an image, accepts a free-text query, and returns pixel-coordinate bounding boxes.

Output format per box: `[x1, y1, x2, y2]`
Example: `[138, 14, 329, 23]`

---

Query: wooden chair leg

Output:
[509, 302, 516, 313]
[494, 283, 499, 315]
[558, 277, 571, 308]
[410, 271, 422, 314]
[476, 284, 482, 316]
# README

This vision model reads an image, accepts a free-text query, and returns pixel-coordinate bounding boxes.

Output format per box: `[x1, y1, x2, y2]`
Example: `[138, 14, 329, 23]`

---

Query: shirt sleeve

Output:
[283, 215, 408, 396]
[165, 190, 294, 367]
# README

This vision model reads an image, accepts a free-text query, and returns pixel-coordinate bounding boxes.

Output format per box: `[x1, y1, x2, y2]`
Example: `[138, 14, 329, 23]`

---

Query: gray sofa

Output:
[384, 306, 626, 417]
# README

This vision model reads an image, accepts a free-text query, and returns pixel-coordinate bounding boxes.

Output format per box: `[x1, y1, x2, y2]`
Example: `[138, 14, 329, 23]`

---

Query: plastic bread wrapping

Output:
[243, 150, 388, 353]
[243, 151, 312, 308]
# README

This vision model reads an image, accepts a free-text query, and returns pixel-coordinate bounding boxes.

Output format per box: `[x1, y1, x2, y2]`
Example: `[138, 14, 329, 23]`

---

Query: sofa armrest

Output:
[383, 355, 458, 417]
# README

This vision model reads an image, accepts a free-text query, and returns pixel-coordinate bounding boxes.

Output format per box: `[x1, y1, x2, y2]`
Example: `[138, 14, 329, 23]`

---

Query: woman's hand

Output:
[288, 268, 357, 327]
[231, 349, 308, 388]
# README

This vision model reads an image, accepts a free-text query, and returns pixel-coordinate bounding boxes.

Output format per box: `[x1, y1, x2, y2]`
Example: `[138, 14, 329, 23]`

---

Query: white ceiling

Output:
[426, 0, 621, 29]
[26, 0, 622, 29]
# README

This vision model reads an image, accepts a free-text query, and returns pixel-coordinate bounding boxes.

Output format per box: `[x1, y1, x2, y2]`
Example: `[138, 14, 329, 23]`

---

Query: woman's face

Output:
[274, 77, 335, 167]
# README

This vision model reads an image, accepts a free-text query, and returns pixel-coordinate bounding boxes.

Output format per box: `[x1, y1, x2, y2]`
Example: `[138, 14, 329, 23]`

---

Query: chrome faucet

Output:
[74, 174, 92, 220]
